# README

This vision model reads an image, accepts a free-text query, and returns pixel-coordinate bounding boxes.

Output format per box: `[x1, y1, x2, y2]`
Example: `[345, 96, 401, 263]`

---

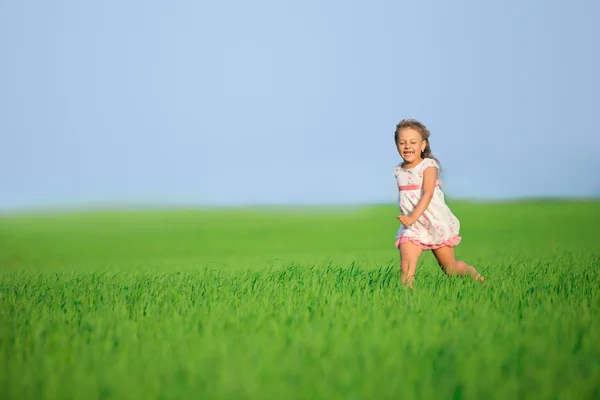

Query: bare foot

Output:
[467, 266, 485, 282]
[401, 274, 415, 289]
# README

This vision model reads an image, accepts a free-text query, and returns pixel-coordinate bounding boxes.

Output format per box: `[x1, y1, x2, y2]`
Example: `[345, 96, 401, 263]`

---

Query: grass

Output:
[1, 201, 599, 399]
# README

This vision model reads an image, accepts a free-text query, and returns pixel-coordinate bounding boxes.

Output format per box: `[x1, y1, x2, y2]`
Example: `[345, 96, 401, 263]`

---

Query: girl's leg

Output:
[399, 241, 423, 288]
[432, 246, 484, 281]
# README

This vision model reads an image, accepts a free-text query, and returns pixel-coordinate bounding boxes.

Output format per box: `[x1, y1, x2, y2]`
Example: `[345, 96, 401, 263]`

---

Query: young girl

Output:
[393, 119, 484, 287]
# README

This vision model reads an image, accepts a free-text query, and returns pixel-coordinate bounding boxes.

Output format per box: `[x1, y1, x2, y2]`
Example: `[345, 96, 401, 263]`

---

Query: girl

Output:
[393, 119, 484, 287]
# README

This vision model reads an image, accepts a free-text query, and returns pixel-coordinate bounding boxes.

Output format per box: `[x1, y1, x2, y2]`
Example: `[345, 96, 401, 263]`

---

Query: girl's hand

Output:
[397, 215, 416, 227]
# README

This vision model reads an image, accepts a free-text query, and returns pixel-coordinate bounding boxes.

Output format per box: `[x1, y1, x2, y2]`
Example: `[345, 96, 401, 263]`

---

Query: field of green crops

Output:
[1, 200, 599, 399]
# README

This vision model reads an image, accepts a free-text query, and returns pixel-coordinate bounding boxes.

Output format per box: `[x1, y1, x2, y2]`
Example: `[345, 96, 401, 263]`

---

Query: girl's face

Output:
[397, 128, 427, 164]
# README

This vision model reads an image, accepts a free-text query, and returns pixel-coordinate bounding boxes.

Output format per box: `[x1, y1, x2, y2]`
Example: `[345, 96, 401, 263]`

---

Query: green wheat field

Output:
[1, 200, 599, 399]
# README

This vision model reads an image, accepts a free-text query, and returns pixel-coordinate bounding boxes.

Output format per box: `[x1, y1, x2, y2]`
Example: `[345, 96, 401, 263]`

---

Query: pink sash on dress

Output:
[398, 183, 441, 191]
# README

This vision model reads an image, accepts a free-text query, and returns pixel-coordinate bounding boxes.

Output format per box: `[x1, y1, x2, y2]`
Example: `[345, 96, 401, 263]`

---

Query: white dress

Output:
[394, 158, 461, 250]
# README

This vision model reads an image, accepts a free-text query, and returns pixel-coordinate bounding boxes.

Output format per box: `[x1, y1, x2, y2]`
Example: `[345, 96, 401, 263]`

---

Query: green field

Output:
[1, 201, 599, 399]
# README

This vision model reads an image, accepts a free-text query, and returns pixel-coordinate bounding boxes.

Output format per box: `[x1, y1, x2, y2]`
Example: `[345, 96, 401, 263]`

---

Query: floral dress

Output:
[394, 158, 461, 250]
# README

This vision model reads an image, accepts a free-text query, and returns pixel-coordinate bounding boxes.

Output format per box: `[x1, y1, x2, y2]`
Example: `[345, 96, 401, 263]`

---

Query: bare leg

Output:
[399, 241, 423, 288]
[432, 246, 484, 282]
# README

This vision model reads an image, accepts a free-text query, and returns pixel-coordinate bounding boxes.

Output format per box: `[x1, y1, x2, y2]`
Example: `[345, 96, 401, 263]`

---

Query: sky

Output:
[1, 0, 599, 211]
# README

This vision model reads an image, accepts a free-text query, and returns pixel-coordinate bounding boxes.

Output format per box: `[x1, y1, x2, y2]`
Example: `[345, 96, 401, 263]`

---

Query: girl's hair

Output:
[394, 118, 440, 166]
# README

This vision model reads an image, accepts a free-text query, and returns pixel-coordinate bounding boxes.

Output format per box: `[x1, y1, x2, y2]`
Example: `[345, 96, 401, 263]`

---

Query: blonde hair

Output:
[394, 118, 440, 166]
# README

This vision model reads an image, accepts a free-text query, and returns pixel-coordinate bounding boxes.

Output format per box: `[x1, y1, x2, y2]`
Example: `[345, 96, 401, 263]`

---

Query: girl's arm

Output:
[399, 166, 437, 226]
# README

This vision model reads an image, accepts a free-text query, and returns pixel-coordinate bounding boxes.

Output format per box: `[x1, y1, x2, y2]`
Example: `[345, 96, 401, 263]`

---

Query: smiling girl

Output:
[393, 119, 484, 287]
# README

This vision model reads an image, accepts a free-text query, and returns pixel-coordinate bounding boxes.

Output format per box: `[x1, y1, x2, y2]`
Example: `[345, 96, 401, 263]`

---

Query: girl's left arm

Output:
[402, 166, 437, 225]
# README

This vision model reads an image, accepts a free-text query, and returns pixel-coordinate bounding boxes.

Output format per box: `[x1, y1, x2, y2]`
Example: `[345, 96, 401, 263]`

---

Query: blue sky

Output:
[1, 0, 599, 211]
